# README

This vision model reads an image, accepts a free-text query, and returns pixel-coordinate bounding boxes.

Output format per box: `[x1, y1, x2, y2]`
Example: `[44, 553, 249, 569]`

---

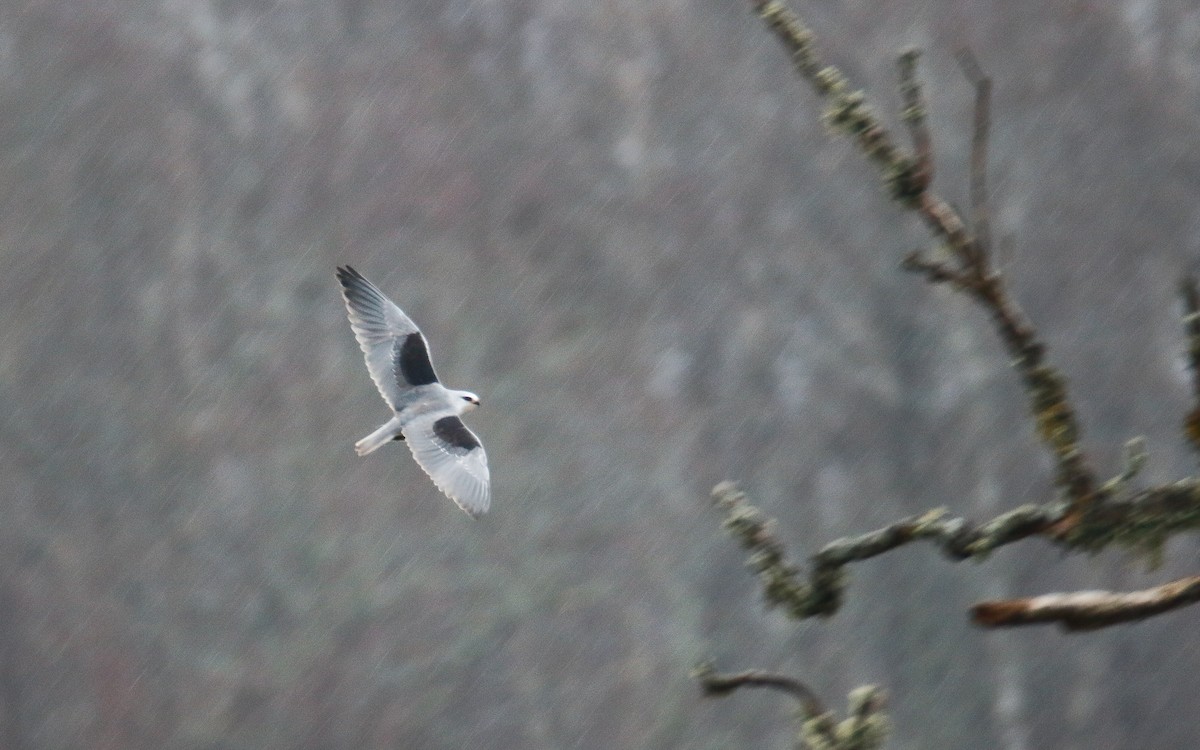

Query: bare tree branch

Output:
[1180, 276, 1200, 455]
[695, 665, 828, 717]
[972, 576, 1200, 630]
[956, 48, 992, 264]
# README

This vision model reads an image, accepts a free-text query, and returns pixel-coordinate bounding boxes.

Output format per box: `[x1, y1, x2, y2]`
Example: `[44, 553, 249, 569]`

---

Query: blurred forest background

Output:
[3, 0, 1200, 747]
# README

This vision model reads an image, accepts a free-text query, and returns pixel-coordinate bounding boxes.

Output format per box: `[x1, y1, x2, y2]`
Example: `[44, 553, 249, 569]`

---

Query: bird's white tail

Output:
[355, 418, 403, 456]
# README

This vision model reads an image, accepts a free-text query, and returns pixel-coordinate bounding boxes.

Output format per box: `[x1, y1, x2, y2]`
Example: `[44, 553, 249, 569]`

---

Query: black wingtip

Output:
[336, 266, 371, 296]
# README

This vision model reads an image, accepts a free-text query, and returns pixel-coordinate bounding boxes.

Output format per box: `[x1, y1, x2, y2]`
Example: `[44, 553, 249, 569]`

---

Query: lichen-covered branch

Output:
[695, 662, 889, 750]
[1063, 477, 1200, 557]
[747, 1, 923, 204]
[713, 479, 1200, 623]
[746, 0, 1102, 515]
[712, 481, 843, 617]
[706, 1, 1200, 744]
[971, 576, 1200, 630]
[712, 482, 1057, 619]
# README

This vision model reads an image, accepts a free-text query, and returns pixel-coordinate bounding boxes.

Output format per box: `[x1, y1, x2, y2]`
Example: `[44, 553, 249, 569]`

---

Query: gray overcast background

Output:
[3, 1, 1200, 748]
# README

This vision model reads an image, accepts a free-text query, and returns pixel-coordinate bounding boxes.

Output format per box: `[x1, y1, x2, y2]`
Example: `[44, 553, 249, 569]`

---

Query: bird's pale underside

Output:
[336, 265, 491, 517]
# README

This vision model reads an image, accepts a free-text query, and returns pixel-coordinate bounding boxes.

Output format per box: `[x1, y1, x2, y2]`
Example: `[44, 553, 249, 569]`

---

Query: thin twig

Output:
[696, 667, 828, 717]
[972, 576, 1200, 630]
[1099, 437, 1148, 496]
[901, 250, 969, 289]
[897, 49, 933, 192]
[956, 48, 992, 266]
[1180, 276, 1200, 455]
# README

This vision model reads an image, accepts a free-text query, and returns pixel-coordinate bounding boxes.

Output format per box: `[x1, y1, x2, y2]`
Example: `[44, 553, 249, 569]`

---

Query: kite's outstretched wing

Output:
[336, 265, 439, 410]
[402, 413, 491, 517]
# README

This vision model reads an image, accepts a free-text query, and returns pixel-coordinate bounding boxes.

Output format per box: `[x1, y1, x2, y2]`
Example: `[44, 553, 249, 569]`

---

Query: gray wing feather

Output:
[337, 266, 435, 410]
[403, 413, 491, 517]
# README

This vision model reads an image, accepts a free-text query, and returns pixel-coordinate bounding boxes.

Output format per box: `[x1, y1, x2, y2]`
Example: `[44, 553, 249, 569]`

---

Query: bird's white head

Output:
[453, 390, 481, 413]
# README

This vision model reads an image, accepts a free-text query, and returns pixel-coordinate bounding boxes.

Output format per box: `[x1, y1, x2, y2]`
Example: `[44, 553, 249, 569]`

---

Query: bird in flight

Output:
[336, 265, 491, 517]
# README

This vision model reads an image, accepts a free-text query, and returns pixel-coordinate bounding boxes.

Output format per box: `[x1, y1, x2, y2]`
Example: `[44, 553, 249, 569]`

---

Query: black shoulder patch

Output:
[395, 332, 438, 386]
[433, 416, 481, 452]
